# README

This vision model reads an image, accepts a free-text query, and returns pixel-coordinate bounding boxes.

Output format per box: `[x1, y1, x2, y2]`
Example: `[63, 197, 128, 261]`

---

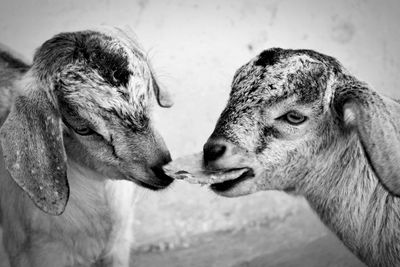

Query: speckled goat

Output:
[202, 48, 400, 267]
[0, 27, 173, 267]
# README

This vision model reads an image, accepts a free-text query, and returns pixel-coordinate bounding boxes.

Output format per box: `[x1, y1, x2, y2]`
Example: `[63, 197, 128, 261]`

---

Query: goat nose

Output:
[203, 140, 227, 163]
[159, 151, 172, 166]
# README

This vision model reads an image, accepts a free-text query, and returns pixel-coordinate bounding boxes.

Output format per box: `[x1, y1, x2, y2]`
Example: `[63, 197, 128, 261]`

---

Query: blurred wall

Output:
[1, 0, 400, 247]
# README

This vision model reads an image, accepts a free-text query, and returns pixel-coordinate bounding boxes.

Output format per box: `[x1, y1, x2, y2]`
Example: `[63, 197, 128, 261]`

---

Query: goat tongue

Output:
[163, 153, 249, 185]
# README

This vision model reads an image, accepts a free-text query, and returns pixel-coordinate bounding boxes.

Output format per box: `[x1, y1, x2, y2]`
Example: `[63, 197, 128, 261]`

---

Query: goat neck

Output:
[301, 132, 400, 267]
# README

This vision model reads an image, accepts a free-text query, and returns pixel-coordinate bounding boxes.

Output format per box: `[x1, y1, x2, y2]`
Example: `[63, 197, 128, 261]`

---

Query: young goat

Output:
[202, 48, 400, 267]
[0, 27, 173, 267]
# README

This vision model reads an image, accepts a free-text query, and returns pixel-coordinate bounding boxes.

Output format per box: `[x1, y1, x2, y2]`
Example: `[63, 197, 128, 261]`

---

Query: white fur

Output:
[0, 155, 139, 267]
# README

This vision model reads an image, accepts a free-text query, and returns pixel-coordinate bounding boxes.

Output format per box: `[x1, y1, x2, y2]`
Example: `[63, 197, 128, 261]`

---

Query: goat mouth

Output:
[210, 168, 254, 193]
[133, 179, 173, 190]
[128, 168, 174, 191]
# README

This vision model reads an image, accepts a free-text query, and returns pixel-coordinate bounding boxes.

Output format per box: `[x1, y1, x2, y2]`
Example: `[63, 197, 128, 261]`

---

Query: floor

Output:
[0, 208, 366, 267]
[131, 208, 366, 267]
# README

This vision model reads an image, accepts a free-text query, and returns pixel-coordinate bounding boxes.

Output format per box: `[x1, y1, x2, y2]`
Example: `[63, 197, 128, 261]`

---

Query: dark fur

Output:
[34, 31, 132, 87]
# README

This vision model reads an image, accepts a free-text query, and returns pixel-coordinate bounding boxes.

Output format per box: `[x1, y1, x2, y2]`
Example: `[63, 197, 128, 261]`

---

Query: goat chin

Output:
[0, 156, 139, 267]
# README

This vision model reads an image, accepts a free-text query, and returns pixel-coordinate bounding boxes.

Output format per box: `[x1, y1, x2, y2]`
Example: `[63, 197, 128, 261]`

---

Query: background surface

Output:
[0, 0, 399, 266]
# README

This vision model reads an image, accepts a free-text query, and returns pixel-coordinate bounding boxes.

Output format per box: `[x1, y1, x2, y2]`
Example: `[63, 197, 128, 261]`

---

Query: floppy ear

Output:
[333, 79, 400, 195]
[0, 86, 69, 215]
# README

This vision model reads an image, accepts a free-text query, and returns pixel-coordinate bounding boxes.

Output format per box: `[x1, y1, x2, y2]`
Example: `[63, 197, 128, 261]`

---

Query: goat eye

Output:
[74, 127, 95, 136]
[282, 111, 307, 125]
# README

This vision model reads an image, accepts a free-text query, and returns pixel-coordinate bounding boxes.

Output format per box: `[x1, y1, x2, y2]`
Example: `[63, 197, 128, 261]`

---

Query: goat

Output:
[0, 27, 174, 267]
[197, 48, 400, 266]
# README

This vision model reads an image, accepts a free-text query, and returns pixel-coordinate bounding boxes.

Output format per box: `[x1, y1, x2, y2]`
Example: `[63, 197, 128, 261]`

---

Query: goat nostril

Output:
[203, 143, 227, 162]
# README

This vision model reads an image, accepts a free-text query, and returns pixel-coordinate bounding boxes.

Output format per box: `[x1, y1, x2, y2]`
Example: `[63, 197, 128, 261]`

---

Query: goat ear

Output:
[333, 81, 400, 195]
[0, 87, 69, 215]
[151, 75, 174, 108]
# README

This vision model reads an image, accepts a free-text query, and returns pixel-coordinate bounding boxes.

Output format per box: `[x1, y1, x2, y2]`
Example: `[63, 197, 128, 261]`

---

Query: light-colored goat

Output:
[0, 27, 174, 267]
[201, 48, 400, 266]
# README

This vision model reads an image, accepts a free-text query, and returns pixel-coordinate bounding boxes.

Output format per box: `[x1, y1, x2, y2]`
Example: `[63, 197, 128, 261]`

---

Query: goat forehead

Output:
[73, 30, 149, 89]
[229, 51, 329, 110]
[36, 29, 151, 96]
[53, 32, 153, 128]
[59, 68, 151, 129]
